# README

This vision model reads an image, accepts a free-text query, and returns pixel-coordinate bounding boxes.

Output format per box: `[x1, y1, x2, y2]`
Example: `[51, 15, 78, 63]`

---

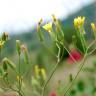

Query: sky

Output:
[0, 0, 94, 34]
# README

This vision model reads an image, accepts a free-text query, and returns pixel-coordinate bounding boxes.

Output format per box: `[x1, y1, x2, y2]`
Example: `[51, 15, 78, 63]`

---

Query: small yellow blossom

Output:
[91, 23, 96, 39]
[91, 23, 96, 31]
[16, 75, 22, 83]
[43, 22, 52, 32]
[41, 68, 46, 80]
[35, 65, 40, 76]
[74, 16, 85, 28]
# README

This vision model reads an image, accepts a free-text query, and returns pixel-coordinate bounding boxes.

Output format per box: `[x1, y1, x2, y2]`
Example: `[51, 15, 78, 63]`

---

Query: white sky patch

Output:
[0, 0, 94, 34]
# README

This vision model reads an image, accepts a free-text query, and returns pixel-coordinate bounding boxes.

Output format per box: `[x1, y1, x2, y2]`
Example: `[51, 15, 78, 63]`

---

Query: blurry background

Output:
[0, 0, 95, 55]
[0, 0, 96, 95]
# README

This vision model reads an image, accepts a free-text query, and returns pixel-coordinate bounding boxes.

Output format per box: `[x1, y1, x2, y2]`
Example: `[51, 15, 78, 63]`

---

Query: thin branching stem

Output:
[63, 50, 88, 96]
[18, 54, 22, 96]
[63, 40, 96, 96]
[41, 42, 61, 96]
[64, 46, 78, 65]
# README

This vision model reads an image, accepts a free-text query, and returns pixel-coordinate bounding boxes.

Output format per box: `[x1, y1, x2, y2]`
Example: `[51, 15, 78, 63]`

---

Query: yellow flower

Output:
[74, 16, 85, 28]
[91, 23, 96, 31]
[91, 23, 96, 39]
[43, 22, 52, 32]
[35, 65, 40, 76]
[41, 68, 46, 80]
[16, 75, 22, 83]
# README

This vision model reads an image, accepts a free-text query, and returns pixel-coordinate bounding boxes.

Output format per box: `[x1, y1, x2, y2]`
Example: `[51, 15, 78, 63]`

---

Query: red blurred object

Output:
[67, 49, 82, 64]
[50, 92, 57, 96]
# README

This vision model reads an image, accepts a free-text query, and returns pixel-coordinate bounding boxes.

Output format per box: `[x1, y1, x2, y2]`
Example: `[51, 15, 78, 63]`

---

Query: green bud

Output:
[16, 40, 21, 55]
[69, 74, 73, 82]
[2, 58, 16, 70]
[2, 59, 8, 71]
[21, 45, 29, 64]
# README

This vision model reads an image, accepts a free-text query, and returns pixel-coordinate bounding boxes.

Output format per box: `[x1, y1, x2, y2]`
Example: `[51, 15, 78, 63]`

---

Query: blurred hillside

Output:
[3, 2, 96, 56]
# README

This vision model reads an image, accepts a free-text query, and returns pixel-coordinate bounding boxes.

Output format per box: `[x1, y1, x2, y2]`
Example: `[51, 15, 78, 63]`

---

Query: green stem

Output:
[18, 54, 21, 96]
[42, 59, 60, 96]
[80, 34, 86, 53]
[64, 46, 78, 65]
[41, 43, 61, 96]
[63, 50, 88, 96]
[63, 40, 96, 96]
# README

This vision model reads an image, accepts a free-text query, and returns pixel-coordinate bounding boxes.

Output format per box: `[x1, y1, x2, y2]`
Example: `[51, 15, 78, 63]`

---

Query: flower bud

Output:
[35, 65, 40, 77]
[41, 68, 46, 80]
[38, 18, 43, 26]
[0, 41, 4, 49]
[91, 23, 96, 39]
[1, 32, 8, 42]
[16, 40, 21, 55]
[21, 45, 29, 64]
[2, 59, 8, 71]
[52, 14, 57, 22]
[37, 19, 44, 42]
[16, 75, 22, 83]
[2, 58, 16, 70]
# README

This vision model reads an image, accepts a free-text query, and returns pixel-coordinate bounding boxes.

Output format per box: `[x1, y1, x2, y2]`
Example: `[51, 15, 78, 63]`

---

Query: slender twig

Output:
[63, 40, 96, 96]
[41, 42, 57, 58]
[18, 54, 21, 96]
[64, 46, 78, 65]
[41, 43, 61, 96]
[88, 47, 96, 55]
[3, 77, 23, 96]
[63, 50, 88, 96]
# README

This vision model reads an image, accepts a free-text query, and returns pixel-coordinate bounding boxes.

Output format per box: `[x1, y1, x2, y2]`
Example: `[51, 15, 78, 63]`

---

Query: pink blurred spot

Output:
[49, 91, 57, 96]
[67, 49, 82, 64]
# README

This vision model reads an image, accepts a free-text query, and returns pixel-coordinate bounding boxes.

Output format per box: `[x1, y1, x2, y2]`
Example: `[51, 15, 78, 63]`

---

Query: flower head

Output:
[74, 16, 85, 28]
[43, 22, 52, 32]
[91, 23, 96, 39]
[91, 23, 96, 31]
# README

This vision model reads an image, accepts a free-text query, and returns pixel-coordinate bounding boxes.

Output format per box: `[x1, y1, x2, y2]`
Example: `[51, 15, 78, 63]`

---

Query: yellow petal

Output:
[43, 22, 52, 32]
